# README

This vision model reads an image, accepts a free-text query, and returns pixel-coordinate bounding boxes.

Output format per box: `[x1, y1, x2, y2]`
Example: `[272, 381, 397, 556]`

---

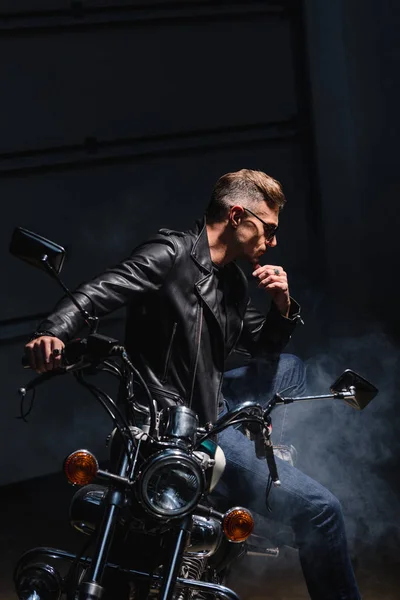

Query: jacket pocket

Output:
[162, 322, 177, 382]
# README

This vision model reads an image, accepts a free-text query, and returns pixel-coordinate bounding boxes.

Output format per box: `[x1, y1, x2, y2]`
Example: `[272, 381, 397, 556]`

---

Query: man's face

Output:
[231, 202, 279, 264]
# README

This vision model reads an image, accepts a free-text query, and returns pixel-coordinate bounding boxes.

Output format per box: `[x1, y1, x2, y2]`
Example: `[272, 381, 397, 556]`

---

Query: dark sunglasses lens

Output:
[265, 227, 277, 241]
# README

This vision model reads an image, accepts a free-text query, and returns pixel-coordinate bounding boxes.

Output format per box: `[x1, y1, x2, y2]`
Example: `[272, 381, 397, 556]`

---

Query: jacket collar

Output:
[190, 217, 213, 274]
[190, 218, 248, 305]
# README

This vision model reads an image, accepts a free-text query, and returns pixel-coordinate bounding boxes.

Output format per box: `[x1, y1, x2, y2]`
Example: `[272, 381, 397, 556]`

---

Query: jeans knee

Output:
[313, 489, 345, 530]
[327, 490, 343, 516]
[276, 353, 307, 393]
[280, 353, 305, 376]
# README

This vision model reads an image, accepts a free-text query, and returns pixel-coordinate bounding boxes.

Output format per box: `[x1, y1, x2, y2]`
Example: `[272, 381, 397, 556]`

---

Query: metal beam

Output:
[0, 1, 285, 35]
[0, 118, 300, 176]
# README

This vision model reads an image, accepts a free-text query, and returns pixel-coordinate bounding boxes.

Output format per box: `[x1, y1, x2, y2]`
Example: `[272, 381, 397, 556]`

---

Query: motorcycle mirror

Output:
[330, 369, 378, 410]
[9, 227, 66, 275]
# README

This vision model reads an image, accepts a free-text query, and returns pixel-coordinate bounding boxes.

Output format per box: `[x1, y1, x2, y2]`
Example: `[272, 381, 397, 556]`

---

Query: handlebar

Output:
[22, 337, 367, 487]
[196, 400, 282, 486]
[22, 334, 123, 369]
[20, 334, 158, 438]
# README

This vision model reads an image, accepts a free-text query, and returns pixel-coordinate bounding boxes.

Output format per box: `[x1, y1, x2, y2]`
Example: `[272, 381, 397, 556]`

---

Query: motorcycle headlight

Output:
[137, 449, 204, 518]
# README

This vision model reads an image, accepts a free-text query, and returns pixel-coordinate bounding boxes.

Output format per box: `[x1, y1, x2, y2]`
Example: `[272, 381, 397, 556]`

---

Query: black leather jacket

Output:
[36, 219, 301, 426]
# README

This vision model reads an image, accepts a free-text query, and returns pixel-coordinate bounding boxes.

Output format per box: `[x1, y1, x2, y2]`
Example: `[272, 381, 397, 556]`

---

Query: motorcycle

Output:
[10, 227, 379, 600]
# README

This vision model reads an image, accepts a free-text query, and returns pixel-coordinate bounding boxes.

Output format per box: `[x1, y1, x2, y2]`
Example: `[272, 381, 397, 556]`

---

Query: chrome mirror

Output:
[330, 369, 378, 410]
[9, 227, 66, 275]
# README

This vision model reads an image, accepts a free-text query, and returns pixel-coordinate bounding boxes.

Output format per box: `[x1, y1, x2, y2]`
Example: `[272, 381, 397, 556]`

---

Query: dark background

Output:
[1, 1, 400, 598]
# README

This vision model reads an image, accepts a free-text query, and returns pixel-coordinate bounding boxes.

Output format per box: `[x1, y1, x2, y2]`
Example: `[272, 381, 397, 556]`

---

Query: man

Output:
[25, 169, 360, 599]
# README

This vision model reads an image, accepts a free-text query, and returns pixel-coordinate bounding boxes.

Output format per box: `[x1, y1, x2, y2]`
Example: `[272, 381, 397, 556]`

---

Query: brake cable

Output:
[74, 371, 137, 467]
[17, 388, 36, 422]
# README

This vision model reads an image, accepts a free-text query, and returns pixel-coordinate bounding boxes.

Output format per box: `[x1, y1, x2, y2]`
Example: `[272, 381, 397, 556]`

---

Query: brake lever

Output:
[18, 368, 66, 396]
[244, 418, 281, 487]
[18, 358, 94, 397]
[264, 433, 281, 487]
[262, 414, 281, 486]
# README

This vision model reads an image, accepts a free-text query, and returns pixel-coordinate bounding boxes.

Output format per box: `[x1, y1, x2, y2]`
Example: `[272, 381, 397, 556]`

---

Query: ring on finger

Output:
[274, 268, 280, 276]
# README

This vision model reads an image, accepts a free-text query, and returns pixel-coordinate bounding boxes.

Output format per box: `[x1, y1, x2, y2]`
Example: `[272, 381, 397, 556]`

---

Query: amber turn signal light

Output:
[64, 450, 98, 486]
[223, 507, 254, 543]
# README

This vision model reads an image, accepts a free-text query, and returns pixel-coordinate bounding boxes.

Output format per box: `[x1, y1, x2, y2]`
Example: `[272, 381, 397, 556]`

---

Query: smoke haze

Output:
[294, 328, 400, 555]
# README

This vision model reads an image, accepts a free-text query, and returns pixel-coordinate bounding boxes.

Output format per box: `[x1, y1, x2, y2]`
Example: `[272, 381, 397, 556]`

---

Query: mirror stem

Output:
[41, 254, 99, 333]
[275, 390, 357, 404]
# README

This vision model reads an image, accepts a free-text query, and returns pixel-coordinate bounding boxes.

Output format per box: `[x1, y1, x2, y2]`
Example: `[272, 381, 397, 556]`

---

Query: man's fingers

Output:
[253, 267, 285, 279]
[49, 339, 58, 370]
[50, 339, 64, 370]
[25, 342, 36, 371]
[252, 265, 284, 277]
[42, 338, 54, 371]
[252, 268, 291, 316]
[257, 275, 289, 291]
[33, 342, 46, 373]
[259, 282, 289, 293]
[258, 274, 287, 287]
[24, 336, 64, 373]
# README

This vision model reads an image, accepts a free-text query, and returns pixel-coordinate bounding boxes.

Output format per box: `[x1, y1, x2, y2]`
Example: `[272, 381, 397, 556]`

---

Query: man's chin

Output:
[251, 252, 266, 264]
[240, 249, 265, 264]
[243, 255, 262, 266]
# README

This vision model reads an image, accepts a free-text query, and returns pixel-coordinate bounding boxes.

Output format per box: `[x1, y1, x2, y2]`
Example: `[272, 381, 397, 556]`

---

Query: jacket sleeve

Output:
[238, 297, 302, 357]
[34, 237, 177, 343]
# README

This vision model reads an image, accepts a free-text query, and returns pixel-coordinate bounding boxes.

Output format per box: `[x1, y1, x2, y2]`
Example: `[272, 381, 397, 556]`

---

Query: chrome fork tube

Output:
[159, 516, 192, 600]
[78, 453, 129, 600]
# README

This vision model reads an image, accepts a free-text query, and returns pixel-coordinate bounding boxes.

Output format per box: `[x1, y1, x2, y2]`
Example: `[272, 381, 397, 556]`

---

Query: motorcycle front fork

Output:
[159, 516, 192, 600]
[77, 448, 192, 600]
[79, 510, 191, 600]
[78, 454, 130, 600]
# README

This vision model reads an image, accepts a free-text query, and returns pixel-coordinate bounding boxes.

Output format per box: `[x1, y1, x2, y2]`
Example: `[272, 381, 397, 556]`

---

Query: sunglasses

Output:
[243, 207, 278, 242]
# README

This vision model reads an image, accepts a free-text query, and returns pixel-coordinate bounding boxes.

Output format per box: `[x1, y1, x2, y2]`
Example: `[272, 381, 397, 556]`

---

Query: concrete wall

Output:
[305, 0, 400, 336]
[0, 1, 316, 485]
[2, 0, 400, 493]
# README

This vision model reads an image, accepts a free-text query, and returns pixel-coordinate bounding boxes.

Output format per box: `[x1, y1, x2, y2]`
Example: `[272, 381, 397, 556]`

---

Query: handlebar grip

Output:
[21, 339, 84, 370]
[21, 351, 63, 369]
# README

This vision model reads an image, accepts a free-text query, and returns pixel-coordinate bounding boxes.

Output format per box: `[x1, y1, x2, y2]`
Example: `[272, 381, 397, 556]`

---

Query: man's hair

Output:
[205, 169, 286, 223]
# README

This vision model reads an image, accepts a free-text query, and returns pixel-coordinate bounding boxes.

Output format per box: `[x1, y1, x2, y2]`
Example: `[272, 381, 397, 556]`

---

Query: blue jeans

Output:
[211, 354, 361, 600]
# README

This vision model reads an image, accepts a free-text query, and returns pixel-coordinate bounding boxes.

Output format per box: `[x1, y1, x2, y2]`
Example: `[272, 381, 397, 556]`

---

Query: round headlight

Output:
[138, 449, 204, 518]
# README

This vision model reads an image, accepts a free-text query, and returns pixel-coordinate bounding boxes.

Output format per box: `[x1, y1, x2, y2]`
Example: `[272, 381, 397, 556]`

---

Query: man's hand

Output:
[25, 336, 65, 373]
[252, 264, 290, 317]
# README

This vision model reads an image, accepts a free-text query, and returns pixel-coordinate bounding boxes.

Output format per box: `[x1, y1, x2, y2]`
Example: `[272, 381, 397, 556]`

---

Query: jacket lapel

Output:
[194, 272, 224, 339]
[190, 219, 249, 353]
[224, 263, 248, 354]
[191, 219, 224, 341]
[230, 262, 249, 319]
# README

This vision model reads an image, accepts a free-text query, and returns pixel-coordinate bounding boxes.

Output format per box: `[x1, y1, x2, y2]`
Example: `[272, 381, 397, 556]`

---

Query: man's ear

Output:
[229, 205, 244, 228]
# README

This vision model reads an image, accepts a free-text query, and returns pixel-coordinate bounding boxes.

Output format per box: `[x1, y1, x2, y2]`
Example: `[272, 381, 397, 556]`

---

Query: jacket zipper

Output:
[189, 305, 203, 408]
[161, 322, 177, 382]
[226, 316, 244, 360]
